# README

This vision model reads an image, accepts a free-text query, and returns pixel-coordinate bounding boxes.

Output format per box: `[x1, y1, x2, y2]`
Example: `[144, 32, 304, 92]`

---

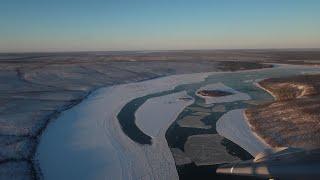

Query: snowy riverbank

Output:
[216, 109, 272, 157]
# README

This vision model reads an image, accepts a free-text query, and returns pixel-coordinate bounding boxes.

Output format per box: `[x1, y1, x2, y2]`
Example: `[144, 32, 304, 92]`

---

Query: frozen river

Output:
[36, 64, 320, 180]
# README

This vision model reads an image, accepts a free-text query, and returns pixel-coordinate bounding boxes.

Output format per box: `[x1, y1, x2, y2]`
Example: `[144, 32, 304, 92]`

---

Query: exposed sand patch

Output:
[216, 109, 271, 157]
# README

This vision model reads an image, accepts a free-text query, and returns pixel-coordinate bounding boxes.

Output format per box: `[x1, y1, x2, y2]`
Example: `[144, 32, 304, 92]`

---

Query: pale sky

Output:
[1, 0, 320, 52]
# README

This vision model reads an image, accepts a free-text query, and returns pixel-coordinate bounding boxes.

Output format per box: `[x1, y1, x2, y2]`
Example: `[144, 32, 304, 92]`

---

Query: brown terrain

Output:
[246, 74, 320, 149]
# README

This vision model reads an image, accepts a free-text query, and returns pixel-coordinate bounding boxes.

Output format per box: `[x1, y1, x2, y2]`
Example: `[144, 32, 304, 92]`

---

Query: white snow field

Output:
[36, 72, 211, 180]
[216, 109, 271, 157]
[196, 82, 251, 104]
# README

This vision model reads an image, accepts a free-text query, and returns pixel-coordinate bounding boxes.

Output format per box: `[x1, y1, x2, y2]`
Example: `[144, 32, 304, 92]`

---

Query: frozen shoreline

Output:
[216, 109, 272, 157]
[36, 72, 211, 180]
[254, 81, 277, 100]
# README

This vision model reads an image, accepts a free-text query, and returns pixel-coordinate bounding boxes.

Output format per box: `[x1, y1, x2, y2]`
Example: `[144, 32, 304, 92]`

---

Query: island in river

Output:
[197, 90, 233, 97]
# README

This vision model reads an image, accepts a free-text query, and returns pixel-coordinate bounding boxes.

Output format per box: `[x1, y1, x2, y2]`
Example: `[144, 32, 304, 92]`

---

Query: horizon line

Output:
[1, 47, 320, 54]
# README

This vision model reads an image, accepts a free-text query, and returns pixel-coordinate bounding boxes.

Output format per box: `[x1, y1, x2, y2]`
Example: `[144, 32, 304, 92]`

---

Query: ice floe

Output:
[135, 91, 193, 137]
[211, 105, 226, 112]
[184, 134, 240, 165]
[170, 148, 192, 166]
[177, 113, 211, 129]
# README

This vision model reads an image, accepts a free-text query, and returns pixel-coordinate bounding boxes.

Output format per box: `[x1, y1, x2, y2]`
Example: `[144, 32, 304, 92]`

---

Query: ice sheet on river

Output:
[135, 91, 194, 137]
[36, 72, 211, 180]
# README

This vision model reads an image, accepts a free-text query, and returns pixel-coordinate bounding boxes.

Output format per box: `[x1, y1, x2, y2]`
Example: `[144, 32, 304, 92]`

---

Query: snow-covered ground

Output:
[36, 72, 211, 180]
[196, 83, 251, 104]
[216, 109, 272, 157]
